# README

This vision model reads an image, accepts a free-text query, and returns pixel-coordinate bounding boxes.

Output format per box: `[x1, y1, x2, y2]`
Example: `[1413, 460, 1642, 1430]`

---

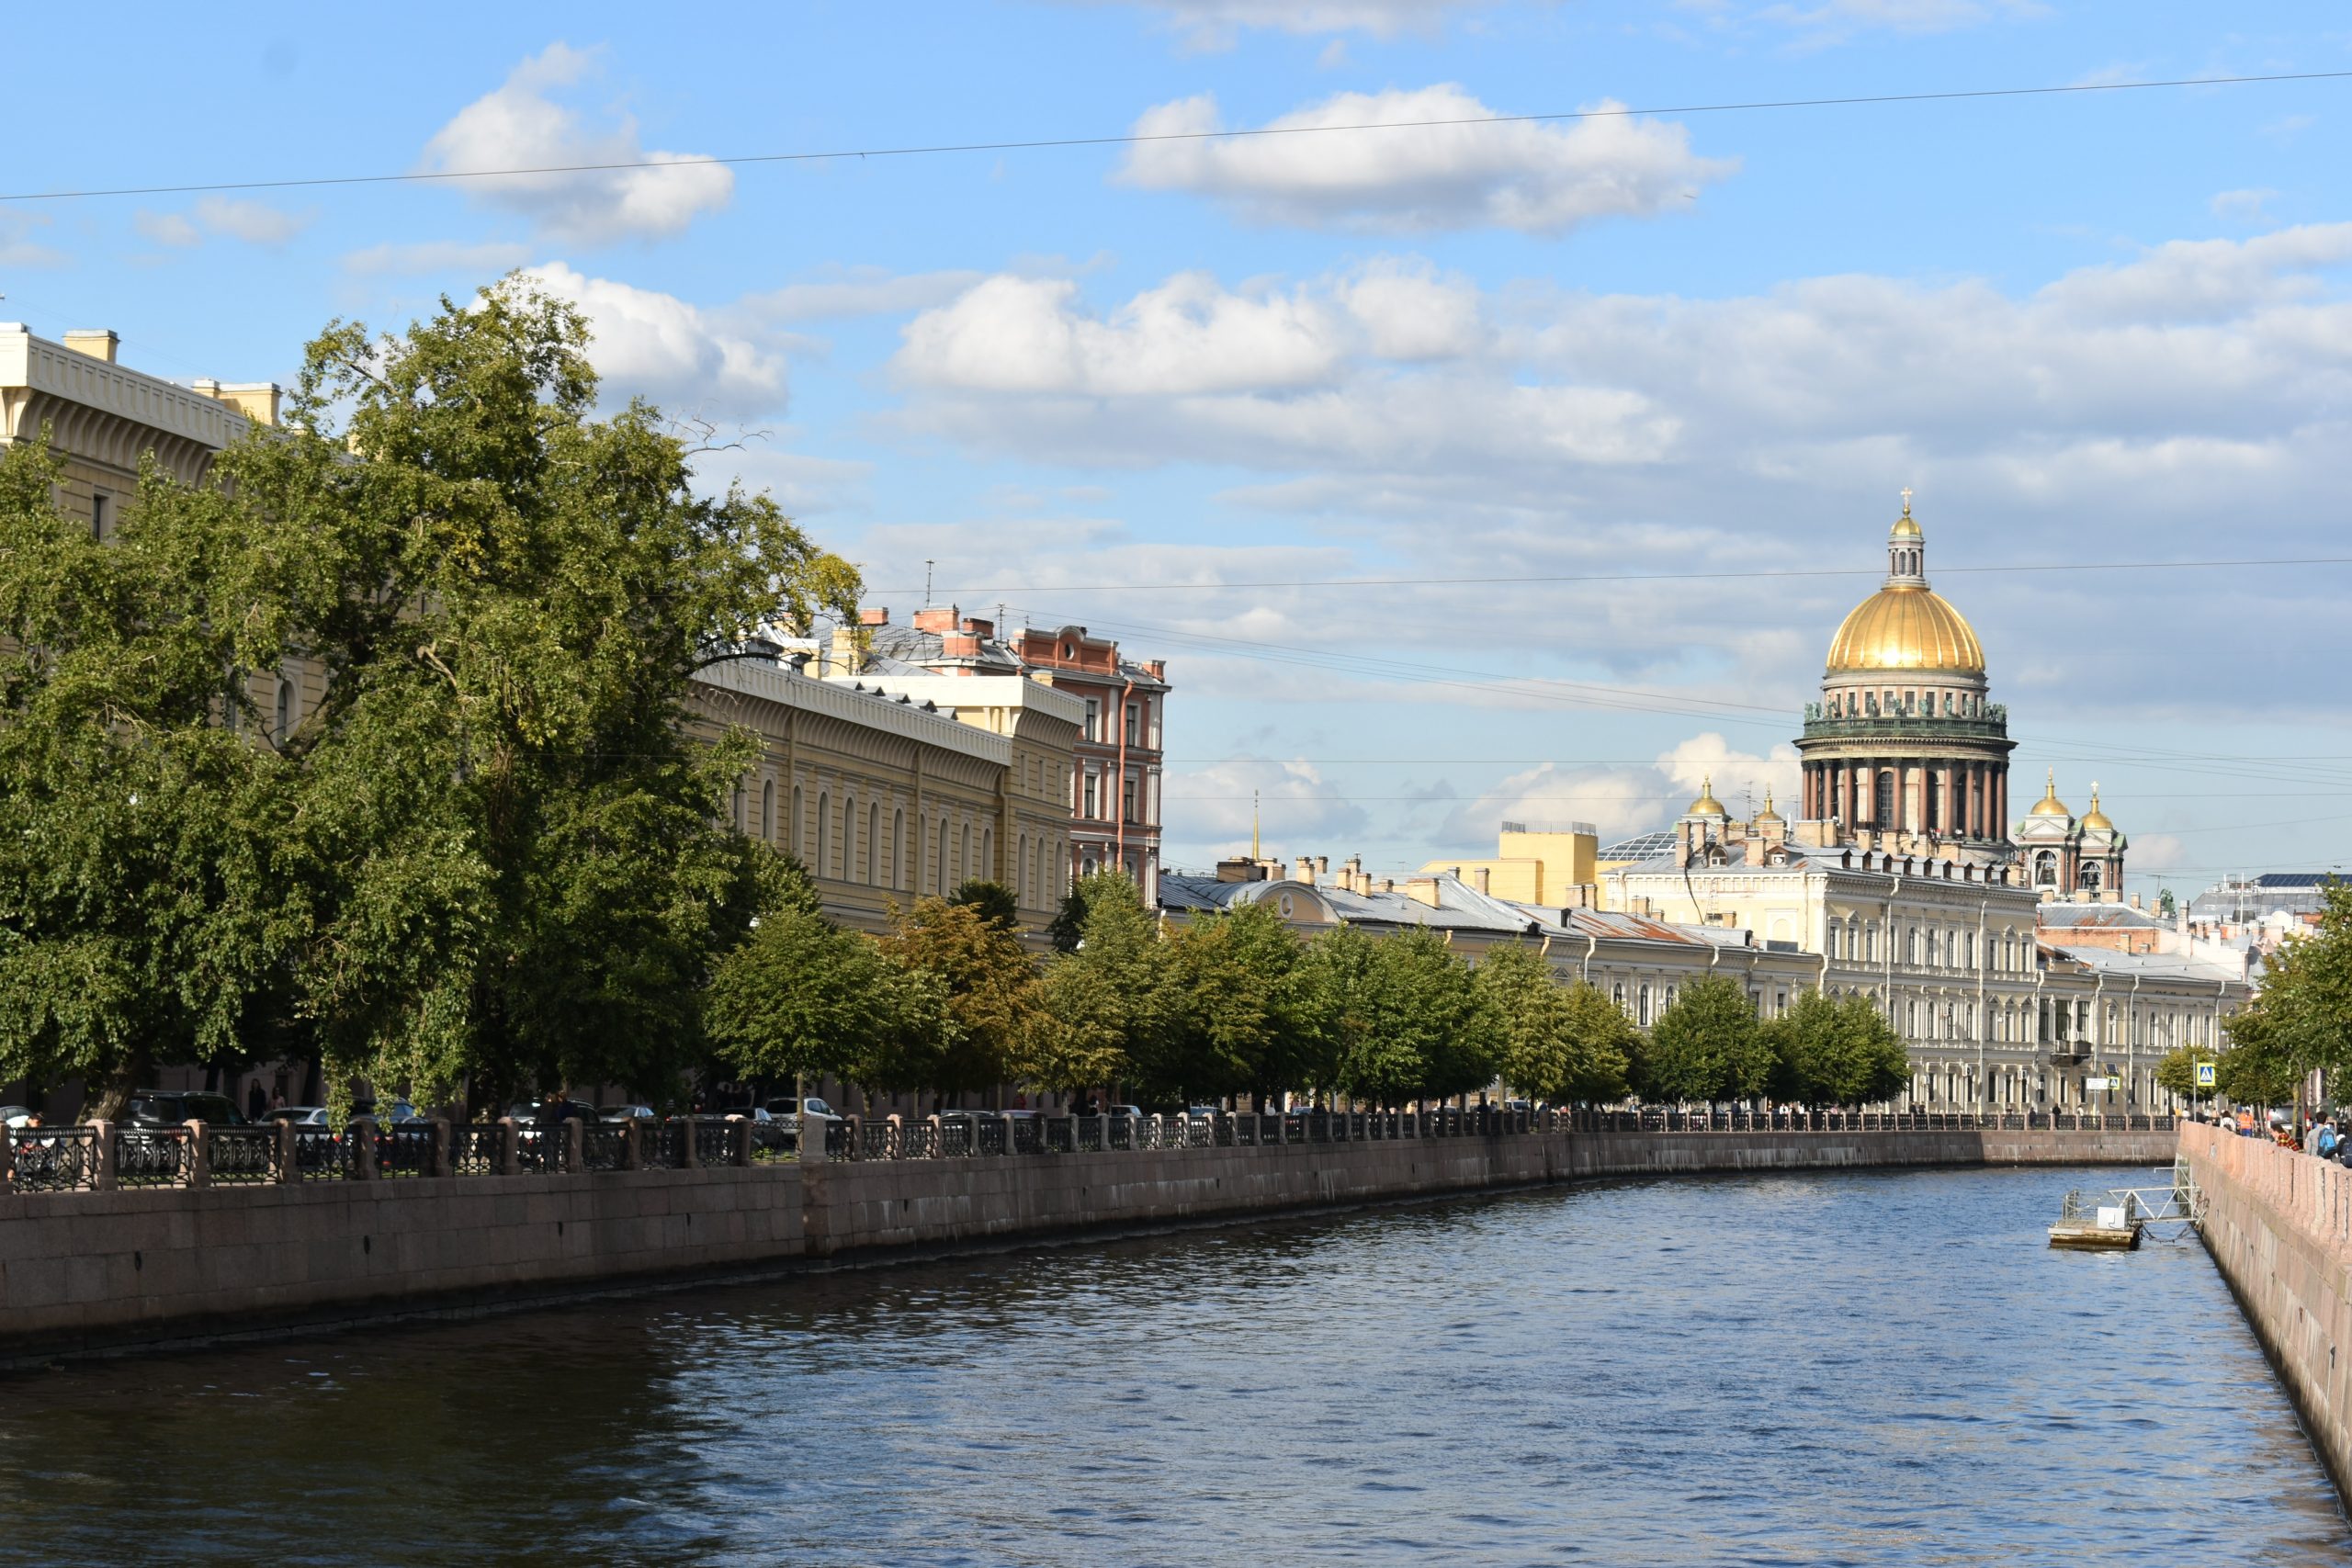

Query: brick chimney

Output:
[942, 632, 981, 660]
[962, 616, 995, 639]
[1142, 659, 1166, 680]
[858, 606, 890, 627]
[1405, 877, 1442, 908]
[1472, 867, 1491, 895]
[912, 605, 959, 633]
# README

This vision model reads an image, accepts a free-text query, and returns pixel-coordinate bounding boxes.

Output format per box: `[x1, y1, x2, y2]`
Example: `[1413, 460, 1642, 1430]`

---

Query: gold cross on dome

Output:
[1900, 486, 1913, 515]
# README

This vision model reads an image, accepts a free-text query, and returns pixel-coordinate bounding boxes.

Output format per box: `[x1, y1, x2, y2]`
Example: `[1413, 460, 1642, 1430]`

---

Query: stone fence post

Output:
[350, 1118, 379, 1181]
[185, 1119, 210, 1189]
[429, 1118, 453, 1179]
[679, 1115, 700, 1170]
[274, 1119, 299, 1183]
[0, 1124, 12, 1194]
[927, 1112, 944, 1158]
[91, 1121, 118, 1191]
[564, 1117, 585, 1175]
[800, 1111, 827, 1164]
[621, 1120, 641, 1171]
[496, 1116, 521, 1176]
[732, 1119, 755, 1167]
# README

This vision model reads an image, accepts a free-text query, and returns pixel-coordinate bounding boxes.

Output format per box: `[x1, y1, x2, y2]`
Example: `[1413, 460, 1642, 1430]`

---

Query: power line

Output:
[5, 70, 2346, 205]
[877, 554, 2352, 598]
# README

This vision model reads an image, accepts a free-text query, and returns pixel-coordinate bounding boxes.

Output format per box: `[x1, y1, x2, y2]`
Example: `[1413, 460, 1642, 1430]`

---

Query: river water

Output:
[0, 1165, 2341, 1565]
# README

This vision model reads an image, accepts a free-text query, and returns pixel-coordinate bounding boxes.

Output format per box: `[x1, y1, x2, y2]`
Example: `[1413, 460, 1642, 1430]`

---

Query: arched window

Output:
[761, 780, 775, 841]
[731, 783, 744, 833]
[1873, 770, 1894, 826]
[962, 826, 974, 887]
[815, 793, 831, 877]
[1016, 835, 1028, 902]
[2079, 860, 2103, 891]
[980, 828, 992, 885]
[866, 806, 880, 884]
[840, 796, 855, 881]
[892, 810, 906, 889]
[937, 819, 951, 894]
[791, 785, 804, 856]
[276, 675, 295, 743]
[2033, 850, 2057, 887]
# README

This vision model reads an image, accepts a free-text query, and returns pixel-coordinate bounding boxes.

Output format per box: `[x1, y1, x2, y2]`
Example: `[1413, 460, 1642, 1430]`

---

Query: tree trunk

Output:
[86, 1050, 151, 1123]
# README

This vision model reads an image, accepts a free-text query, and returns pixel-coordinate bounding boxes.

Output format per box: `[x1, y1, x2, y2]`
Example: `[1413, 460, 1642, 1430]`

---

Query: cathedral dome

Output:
[1824, 495, 1984, 674]
[1685, 775, 1727, 817]
[2079, 786, 2114, 832]
[2028, 771, 2072, 818]
[1824, 587, 1985, 674]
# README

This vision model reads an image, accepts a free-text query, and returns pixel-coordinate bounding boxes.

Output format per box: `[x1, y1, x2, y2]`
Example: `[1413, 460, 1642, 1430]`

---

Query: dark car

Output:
[120, 1091, 247, 1127]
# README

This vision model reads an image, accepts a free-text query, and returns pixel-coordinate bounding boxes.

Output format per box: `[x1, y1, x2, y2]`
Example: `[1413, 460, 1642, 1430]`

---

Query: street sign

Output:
[2196, 1061, 2217, 1088]
[2085, 1077, 2113, 1091]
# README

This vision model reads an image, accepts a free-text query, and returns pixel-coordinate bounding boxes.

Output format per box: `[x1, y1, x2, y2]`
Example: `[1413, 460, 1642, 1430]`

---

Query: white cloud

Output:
[341, 240, 535, 277]
[1102, 0, 1487, 50]
[1438, 735, 1800, 847]
[421, 43, 732, 244]
[135, 198, 311, 251]
[134, 210, 202, 248]
[1120, 85, 1736, 234]
[0, 212, 64, 268]
[1163, 757, 1369, 851]
[520, 262, 786, 418]
[192, 197, 312, 247]
[2210, 188, 2277, 224]
[746, 267, 988, 321]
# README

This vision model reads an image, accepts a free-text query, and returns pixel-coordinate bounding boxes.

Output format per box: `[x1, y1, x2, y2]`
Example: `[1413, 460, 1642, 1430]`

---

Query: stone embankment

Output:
[0, 1117, 2176, 1363]
[2182, 1122, 2352, 1498]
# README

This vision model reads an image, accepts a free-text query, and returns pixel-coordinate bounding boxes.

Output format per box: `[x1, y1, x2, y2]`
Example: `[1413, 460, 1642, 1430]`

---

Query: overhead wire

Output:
[4, 69, 2346, 205]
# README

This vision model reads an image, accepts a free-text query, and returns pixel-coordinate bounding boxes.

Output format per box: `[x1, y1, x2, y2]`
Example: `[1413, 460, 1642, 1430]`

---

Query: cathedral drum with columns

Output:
[1796, 495, 2014, 846]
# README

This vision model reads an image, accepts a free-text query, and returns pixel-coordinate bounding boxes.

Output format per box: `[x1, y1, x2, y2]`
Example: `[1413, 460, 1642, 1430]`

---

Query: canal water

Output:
[0, 1165, 2342, 1565]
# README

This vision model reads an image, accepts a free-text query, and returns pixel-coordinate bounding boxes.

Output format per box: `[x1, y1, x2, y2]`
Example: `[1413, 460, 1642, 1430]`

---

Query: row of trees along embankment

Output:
[0, 276, 1910, 1122]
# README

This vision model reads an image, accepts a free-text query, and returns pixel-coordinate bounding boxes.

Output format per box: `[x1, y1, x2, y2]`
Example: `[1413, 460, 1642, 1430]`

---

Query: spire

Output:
[1250, 788, 1261, 861]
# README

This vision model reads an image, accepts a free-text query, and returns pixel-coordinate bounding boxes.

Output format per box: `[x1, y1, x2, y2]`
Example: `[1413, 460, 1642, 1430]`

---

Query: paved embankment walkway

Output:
[2183, 1122, 2352, 1499]
[0, 1124, 2175, 1362]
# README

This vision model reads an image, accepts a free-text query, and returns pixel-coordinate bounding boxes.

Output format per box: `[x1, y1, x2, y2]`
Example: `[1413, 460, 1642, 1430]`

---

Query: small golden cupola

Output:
[1686, 775, 1727, 817]
[2079, 784, 2114, 833]
[1754, 787, 1784, 825]
[2029, 769, 2073, 819]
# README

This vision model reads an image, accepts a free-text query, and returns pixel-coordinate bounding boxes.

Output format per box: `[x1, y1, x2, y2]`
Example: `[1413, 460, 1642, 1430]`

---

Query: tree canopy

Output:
[1639, 976, 1773, 1104]
[1307, 924, 1498, 1107]
[1476, 945, 1633, 1104]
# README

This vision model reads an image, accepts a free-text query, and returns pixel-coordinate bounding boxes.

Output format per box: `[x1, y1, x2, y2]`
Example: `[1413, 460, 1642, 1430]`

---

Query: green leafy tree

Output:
[2222, 881, 2352, 1091]
[880, 896, 1038, 1099]
[1160, 899, 1336, 1107]
[146, 277, 864, 1114]
[1306, 925, 1497, 1107]
[1642, 975, 1772, 1104]
[705, 861, 944, 1094]
[1017, 873, 1166, 1099]
[1046, 869, 1135, 953]
[1476, 944, 1632, 1104]
[1761, 990, 1909, 1107]
[948, 879, 1019, 931]
[2214, 1012, 2301, 1109]
[0, 439, 303, 1118]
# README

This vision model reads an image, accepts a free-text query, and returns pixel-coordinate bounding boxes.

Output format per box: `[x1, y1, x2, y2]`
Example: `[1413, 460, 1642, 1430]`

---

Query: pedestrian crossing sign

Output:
[2195, 1061, 2217, 1088]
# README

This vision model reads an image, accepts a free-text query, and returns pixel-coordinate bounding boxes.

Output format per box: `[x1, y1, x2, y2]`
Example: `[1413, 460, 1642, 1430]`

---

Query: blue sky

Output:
[4, 1, 2348, 895]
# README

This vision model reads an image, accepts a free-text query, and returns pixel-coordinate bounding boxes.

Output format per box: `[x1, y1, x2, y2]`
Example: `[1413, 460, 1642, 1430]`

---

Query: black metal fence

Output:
[0, 1107, 2176, 1194]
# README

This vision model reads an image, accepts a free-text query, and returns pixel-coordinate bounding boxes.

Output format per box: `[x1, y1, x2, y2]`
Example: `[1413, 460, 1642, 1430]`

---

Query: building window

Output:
[1082, 771, 1100, 820]
[938, 819, 951, 895]
[792, 785, 803, 854]
[841, 796, 855, 877]
[1122, 773, 1137, 824]
[90, 491, 109, 542]
[867, 805, 880, 884]
[816, 793, 831, 877]
[980, 828, 992, 884]
[1873, 770, 1894, 825]
[275, 676, 294, 743]
[1637, 986, 1651, 1026]
[732, 784, 745, 833]
[1083, 699, 1100, 742]
[761, 780, 775, 841]
[1124, 702, 1140, 748]
[893, 809, 907, 889]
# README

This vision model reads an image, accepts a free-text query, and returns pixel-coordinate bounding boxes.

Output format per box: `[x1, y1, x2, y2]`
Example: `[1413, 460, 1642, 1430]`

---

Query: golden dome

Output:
[1755, 788, 1783, 824]
[2029, 770, 2072, 818]
[2080, 784, 2114, 832]
[1686, 774, 1726, 817]
[1891, 491, 1922, 539]
[1825, 586, 1984, 673]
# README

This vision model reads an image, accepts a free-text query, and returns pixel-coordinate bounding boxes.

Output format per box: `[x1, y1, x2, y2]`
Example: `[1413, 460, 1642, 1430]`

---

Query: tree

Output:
[203, 277, 861, 1111]
[1047, 869, 1135, 953]
[1306, 925, 1497, 1107]
[1017, 873, 1166, 1099]
[2153, 1045, 2208, 1102]
[2213, 1013, 2301, 1110]
[0, 438, 302, 1118]
[948, 879, 1019, 931]
[1476, 944, 1632, 1104]
[705, 860, 944, 1093]
[2221, 880, 2352, 1092]
[1160, 899, 1336, 1107]
[1761, 990, 1908, 1108]
[880, 897, 1038, 1099]
[1642, 976, 1772, 1104]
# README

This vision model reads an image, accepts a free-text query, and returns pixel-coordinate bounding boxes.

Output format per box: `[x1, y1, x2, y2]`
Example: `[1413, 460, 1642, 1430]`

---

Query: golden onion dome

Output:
[2080, 784, 2114, 832]
[1825, 585, 1985, 673]
[2028, 770, 2072, 818]
[1754, 788, 1783, 824]
[1686, 774, 1727, 817]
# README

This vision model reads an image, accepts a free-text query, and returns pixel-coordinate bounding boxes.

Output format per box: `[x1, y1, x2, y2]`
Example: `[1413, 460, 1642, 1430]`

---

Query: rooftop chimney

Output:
[858, 606, 890, 627]
[1473, 867, 1491, 895]
[911, 605, 959, 634]
[942, 632, 981, 660]
[63, 330, 119, 364]
[1405, 877, 1442, 908]
[962, 616, 995, 639]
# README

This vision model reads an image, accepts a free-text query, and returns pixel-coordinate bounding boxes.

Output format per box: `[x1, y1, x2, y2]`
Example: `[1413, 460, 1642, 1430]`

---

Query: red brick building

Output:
[862, 608, 1169, 904]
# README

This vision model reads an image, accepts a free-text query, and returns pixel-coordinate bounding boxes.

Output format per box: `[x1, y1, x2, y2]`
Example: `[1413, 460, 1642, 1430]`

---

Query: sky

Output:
[3, 1, 2347, 896]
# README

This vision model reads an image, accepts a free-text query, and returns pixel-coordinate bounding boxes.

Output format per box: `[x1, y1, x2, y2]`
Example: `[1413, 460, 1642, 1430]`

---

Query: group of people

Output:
[2209, 1107, 2352, 1165]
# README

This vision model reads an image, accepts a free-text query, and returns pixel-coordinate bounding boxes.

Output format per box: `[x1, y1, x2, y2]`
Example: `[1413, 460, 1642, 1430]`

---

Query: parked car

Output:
[120, 1090, 248, 1127]
[599, 1104, 658, 1123]
[264, 1105, 333, 1127]
[507, 1100, 601, 1126]
[763, 1097, 840, 1122]
[723, 1105, 789, 1152]
[1105, 1104, 1145, 1120]
[0, 1105, 34, 1130]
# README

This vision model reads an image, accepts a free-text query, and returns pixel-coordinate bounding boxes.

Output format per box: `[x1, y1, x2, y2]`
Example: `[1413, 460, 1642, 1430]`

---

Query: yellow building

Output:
[1418, 821, 1598, 905]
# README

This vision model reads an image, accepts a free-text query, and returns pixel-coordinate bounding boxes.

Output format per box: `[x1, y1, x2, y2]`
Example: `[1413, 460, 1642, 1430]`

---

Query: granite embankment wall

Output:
[0, 1126, 2174, 1361]
[2183, 1123, 2352, 1498]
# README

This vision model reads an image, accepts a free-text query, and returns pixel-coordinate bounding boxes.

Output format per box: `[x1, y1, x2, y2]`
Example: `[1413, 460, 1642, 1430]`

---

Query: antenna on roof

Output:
[923, 559, 934, 608]
[1251, 790, 1261, 862]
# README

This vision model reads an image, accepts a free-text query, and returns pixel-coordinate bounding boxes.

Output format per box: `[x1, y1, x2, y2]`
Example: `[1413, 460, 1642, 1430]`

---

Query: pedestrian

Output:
[2319, 1119, 2342, 1161]
[246, 1080, 266, 1122]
